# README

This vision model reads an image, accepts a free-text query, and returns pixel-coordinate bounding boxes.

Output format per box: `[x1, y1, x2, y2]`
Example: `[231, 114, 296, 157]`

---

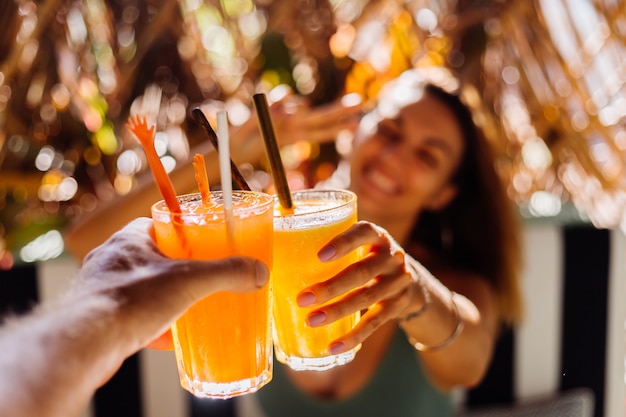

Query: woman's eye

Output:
[377, 122, 400, 142]
[416, 150, 438, 168]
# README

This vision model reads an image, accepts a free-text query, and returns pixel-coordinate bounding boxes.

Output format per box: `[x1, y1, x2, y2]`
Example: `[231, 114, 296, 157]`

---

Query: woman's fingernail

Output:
[297, 291, 316, 307]
[318, 245, 336, 262]
[255, 261, 269, 287]
[307, 311, 327, 326]
[329, 341, 345, 355]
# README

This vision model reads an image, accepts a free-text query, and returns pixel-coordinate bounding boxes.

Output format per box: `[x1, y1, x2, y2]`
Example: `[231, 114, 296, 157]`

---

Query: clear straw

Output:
[217, 110, 235, 249]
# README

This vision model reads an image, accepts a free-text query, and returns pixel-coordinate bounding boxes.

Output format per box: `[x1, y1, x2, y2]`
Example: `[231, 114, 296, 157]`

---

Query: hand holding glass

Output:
[272, 189, 362, 371]
[151, 191, 273, 398]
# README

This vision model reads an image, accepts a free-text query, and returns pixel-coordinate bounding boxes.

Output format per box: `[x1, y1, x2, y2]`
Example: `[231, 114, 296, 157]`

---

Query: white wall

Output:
[513, 224, 625, 417]
[515, 225, 563, 398]
[605, 231, 626, 417]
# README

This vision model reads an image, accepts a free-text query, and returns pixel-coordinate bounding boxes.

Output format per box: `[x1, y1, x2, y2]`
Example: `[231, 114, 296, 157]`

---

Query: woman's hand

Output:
[268, 88, 363, 147]
[295, 221, 421, 354]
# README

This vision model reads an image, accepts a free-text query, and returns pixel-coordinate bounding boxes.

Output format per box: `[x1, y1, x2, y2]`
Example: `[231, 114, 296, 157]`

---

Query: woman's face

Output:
[349, 93, 465, 221]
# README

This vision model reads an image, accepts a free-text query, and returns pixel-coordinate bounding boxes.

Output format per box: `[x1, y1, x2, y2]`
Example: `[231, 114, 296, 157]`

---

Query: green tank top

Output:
[253, 328, 454, 417]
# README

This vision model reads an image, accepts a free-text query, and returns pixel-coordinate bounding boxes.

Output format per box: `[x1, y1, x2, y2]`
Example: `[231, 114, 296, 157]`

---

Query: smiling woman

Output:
[235, 67, 523, 417]
[350, 90, 465, 230]
[1, 1, 625, 415]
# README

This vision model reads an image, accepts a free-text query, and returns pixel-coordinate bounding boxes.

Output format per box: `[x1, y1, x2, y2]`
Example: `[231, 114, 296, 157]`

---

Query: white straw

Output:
[216, 110, 235, 248]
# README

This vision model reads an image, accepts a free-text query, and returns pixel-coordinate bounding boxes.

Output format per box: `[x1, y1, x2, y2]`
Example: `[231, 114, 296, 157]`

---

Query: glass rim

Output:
[151, 190, 274, 216]
[274, 188, 357, 218]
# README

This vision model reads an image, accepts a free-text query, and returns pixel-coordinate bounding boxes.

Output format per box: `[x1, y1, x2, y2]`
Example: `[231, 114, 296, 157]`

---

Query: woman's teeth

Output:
[366, 168, 399, 195]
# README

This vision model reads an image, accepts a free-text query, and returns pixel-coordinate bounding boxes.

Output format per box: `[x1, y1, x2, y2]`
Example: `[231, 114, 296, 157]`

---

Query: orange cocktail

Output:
[152, 191, 273, 398]
[272, 189, 361, 371]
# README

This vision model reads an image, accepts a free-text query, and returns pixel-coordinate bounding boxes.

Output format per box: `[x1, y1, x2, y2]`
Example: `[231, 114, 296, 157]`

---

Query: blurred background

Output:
[1, 0, 626, 265]
[0, 1, 625, 416]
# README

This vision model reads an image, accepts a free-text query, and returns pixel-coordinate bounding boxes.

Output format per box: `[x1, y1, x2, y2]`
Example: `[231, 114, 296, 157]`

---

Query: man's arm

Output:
[0, 294, 124, 417]
[0, 218, 269, 417]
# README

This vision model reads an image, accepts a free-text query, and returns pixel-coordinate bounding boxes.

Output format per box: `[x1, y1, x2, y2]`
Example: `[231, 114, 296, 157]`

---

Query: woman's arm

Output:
[397, 260, 499, 389]
[296, 221, 500, 391]
[64, 95, 361, 262]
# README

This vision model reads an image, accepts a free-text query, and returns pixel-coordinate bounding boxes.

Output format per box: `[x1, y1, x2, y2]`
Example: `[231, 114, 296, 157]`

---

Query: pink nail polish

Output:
[318, 245, 336, 262]
[297, 291, 316, 307]
[329, 341, 345, 355]
[307, 311, 326, 326]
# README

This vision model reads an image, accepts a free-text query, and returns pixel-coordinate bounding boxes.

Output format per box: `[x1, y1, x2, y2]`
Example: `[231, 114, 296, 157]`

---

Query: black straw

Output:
[191, 107, 251, 191]
[252, 93, 293, 210]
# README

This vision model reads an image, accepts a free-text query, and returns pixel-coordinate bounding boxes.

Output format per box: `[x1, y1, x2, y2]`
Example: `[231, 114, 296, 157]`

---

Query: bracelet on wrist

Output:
[406, 291, 464, 352]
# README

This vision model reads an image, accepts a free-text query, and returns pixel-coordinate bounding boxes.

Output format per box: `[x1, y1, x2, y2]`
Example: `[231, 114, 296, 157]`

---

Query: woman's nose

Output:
[380, 142, 411, 165]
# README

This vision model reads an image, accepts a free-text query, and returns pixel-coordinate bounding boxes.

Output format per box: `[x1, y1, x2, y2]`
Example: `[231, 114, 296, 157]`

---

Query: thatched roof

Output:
[0, 0, 624, 263]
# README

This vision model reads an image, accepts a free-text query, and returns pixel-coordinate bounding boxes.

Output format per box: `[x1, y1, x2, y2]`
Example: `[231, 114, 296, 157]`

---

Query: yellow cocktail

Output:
[272, 189, 361, 371]
[151, 191, 273, 398]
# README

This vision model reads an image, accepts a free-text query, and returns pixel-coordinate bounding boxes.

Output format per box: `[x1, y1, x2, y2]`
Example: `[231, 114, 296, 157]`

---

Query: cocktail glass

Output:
[272, 189, 361, 371]
[151, 191, 274, 398]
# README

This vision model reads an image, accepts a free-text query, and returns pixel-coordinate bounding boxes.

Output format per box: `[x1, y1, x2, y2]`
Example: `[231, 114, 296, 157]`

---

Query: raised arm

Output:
[296, 221, 499, 390]
[64, 94, 361, 262]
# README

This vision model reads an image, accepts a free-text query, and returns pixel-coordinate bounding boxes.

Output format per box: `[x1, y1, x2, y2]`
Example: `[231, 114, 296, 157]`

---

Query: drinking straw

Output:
[126, 115, 189, 252]
[126, 115, 181, 214]
[192, 153, 211, 205]
[252, 93, 294, 212]
[217, 110, 235, 248]
[191, 107, 251, 191]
